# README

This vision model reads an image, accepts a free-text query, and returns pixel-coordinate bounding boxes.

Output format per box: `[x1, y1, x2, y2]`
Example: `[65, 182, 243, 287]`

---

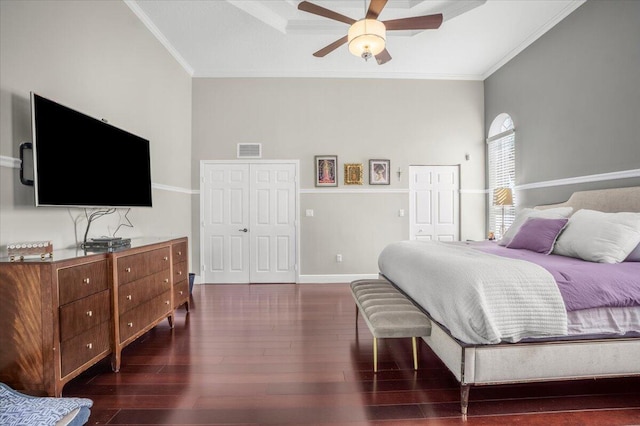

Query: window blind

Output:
[488, 130, 515, 239]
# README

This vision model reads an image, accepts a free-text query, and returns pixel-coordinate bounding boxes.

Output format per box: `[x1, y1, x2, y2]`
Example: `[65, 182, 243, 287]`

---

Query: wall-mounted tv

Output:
[30, 92, 153, 208]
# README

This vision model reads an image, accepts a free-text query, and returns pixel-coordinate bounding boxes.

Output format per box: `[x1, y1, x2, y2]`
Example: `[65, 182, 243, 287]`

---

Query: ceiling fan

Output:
[298, 0, 443, 65]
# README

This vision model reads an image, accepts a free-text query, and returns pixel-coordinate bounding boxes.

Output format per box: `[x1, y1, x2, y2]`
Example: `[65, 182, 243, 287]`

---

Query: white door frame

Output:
[199, 159, 300, 283]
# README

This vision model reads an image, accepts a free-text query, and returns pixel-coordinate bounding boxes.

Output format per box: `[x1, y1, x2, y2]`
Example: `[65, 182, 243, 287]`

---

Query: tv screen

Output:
[31, 92, 153, 208]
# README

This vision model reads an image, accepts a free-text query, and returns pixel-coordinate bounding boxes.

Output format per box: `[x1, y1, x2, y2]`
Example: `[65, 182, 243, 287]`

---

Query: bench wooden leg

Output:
[373, 337, 378, 373]
[412, 336, 418, 370]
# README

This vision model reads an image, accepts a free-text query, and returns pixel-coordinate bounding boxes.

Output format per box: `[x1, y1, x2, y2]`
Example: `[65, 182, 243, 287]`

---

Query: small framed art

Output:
[369, 159, 390, 185]
[344, 163, 363, 185]
[315, 155, 338, 187]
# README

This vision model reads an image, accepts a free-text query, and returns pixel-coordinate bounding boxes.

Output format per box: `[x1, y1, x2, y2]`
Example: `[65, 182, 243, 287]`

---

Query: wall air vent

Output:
[237, 143, 262, 158]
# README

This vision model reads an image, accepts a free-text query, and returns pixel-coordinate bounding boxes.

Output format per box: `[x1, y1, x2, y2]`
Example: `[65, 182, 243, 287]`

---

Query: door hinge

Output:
[201, 264, 206, 271]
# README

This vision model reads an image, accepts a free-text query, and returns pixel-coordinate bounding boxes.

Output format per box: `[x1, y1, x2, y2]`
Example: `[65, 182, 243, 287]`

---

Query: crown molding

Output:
[123, 0, 194, 76]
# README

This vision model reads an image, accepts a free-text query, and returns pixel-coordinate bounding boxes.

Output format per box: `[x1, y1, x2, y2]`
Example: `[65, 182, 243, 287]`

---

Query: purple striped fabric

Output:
[472, 241, 640, 311]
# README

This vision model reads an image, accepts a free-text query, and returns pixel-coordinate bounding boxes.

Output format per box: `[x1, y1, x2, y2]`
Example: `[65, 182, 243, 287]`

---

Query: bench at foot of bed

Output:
[350, 279, 432, 372]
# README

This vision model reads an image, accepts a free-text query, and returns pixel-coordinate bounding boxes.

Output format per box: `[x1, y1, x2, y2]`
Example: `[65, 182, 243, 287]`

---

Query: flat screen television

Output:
[30, 92, 153, 208]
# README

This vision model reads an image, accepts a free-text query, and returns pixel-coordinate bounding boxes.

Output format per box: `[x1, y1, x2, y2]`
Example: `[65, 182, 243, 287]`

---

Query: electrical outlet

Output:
[305, 209, 314, 217]
[399, 209, 405, 217]
[336, 254, 342, 262]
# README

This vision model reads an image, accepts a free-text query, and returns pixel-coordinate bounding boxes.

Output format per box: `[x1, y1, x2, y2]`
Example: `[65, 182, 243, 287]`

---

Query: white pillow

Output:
[625, 242, 640, 262]
[498, 207, 573, 246]
[553, 209, 640, 263]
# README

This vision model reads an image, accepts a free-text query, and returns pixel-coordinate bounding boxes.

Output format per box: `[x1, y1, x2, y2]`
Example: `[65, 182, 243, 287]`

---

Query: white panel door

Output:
[409, 165, 460, 241]
[249, 163, 297, 283]
[202, 163, 250, 283]
[201, 162, 297, 284]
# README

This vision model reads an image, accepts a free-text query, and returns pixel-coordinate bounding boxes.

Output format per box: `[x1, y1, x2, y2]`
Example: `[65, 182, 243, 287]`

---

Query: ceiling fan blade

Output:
[366, 0, 388, 19]
[375, 48, 392, 65]
[383, 14, 443, 31]
[312, 35, 348, 57]
[298, 1, 356, 25]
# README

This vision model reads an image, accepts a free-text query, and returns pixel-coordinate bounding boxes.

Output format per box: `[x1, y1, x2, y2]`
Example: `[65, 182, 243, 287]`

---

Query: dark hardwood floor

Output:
[65, 283, 640, 425]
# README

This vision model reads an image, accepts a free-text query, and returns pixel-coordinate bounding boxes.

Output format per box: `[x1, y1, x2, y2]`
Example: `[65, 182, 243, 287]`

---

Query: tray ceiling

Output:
[127, 0, 585, 80]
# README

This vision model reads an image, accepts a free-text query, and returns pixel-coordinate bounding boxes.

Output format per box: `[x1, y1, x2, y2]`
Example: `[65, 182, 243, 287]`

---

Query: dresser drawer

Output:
[118, 291, 172, 343]
[173, 260, 188, 282]
[173, 280, 189, 308]
[59, 290, 111, 342]
[172, 241, 187, 264]
[58, 260, 109, 305]
[118, 270, 172, 314]
[60, 322, 110, 377]
[116, 247, 171, 285]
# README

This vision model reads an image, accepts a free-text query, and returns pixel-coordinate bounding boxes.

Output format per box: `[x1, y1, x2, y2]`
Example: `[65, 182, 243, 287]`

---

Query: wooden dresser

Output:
[0, 237, 189, 396]
[171, 237, 190, 312]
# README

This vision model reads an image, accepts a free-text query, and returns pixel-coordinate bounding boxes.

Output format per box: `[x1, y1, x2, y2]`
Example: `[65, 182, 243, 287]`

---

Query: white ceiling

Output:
[127, 0, 585, 80]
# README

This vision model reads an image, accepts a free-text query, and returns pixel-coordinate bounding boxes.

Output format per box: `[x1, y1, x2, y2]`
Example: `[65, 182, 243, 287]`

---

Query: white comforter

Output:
[378, 241, 568, 344]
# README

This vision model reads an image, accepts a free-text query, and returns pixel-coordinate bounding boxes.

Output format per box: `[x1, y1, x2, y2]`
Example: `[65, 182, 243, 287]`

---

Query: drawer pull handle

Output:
[165, 300, 170, 305]
[178, 251, 182, 255]
[163, 256, 168, 261]
[125, 267, 131, 273]
[86, 310, 92, 317]
[126, 295, 132, 300]
[179, 291, 183, 295]
[164, 278, 169, 283]
[178, 271, 183, 275]
[83, 278, 90, 284]
[127, 322, 133, 327]
[86, 343, 93, 349]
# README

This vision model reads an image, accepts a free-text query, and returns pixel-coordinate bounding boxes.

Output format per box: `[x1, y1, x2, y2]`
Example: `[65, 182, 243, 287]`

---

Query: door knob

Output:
[239, 228, 248, 232]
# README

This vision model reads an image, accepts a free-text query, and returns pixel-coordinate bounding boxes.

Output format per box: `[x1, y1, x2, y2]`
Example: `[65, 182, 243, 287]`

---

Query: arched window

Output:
[487, 113, 515, 239]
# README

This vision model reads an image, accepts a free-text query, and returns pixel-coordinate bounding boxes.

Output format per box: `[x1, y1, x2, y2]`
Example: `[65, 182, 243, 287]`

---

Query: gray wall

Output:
[192, 78, 486, 278]
[484, 0, 640, 208]
[0, 1, 192, 258]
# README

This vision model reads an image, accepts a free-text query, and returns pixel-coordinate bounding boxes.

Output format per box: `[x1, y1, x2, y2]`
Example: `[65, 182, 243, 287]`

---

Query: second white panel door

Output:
[409, 165, 460, 241]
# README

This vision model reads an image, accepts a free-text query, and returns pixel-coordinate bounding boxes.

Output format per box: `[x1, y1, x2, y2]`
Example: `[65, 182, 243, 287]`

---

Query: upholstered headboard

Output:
[537, 186, 640, 213]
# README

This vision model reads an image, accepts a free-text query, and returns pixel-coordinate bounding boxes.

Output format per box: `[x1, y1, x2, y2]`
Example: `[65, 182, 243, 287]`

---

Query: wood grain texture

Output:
[111, 241, 181, 372]
[0, 263, 45, 389]
[63, 283, 640, 425]
[171, 237, 190, 311]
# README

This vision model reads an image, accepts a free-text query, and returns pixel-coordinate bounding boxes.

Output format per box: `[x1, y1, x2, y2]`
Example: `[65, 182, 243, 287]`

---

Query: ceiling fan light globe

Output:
[348, 19, 386, 58]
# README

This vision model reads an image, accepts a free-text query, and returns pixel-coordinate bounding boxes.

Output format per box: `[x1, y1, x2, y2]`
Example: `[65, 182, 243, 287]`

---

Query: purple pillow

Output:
[506, 217, 569, 254]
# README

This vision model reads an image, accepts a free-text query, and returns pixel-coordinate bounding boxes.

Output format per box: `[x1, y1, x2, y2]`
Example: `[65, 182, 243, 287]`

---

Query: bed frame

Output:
[389, 186, 640, 416]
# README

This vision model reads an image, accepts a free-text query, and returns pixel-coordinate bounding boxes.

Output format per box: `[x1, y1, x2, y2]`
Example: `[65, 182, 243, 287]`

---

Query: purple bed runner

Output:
[471, 241, 640, 311]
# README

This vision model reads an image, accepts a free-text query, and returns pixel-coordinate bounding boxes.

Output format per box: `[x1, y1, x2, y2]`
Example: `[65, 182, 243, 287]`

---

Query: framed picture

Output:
[369, 159, 390, 185]
[344, 163, 363, 185]
[315, 155, 338, 187]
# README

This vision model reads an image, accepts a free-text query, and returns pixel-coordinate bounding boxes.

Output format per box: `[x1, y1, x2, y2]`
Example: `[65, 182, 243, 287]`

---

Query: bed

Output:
[377, 186, 640, 416]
